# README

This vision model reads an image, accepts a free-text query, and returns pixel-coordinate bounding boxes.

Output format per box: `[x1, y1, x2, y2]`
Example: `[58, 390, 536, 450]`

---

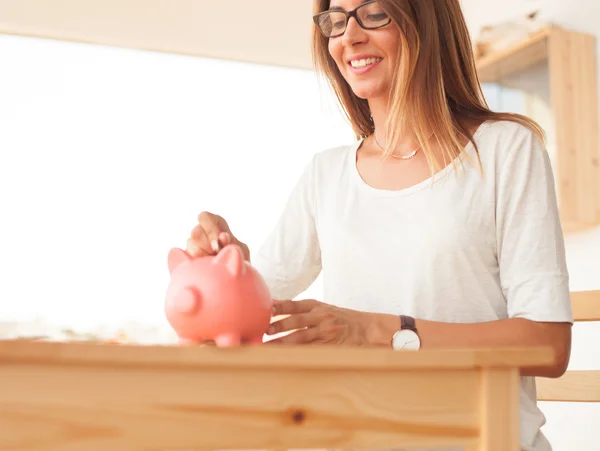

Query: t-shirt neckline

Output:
[349, 121, 490, 198]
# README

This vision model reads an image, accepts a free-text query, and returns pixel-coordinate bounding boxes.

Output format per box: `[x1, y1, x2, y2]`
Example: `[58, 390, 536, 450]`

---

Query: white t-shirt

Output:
[253, 120, 573, 451]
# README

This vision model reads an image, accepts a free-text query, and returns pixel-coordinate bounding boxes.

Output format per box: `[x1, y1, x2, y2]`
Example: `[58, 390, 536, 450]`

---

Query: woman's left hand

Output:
[266, 299, 375, 345]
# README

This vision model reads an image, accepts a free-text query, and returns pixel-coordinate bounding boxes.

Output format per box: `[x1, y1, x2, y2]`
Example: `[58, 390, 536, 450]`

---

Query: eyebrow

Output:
[329, 0, 371, 11]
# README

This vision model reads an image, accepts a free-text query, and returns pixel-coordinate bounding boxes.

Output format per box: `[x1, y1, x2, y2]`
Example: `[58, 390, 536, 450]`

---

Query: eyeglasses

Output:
[313, 0, 392, 38]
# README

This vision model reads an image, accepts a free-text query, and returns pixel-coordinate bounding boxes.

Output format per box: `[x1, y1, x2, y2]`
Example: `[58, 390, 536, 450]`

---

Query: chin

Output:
[347, 83, 387, 100]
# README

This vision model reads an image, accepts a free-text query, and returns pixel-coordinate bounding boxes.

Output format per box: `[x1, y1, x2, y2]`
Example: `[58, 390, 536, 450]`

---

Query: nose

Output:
[341, 16, 367, 47]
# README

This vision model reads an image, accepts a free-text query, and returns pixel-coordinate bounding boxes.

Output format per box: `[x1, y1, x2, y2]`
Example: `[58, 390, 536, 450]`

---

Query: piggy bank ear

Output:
[168, 247, 192, 274]
[213, 244, 246, 277]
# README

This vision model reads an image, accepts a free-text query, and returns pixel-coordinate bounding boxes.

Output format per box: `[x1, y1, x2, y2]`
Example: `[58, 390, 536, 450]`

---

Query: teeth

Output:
[350, 57, 382, 68]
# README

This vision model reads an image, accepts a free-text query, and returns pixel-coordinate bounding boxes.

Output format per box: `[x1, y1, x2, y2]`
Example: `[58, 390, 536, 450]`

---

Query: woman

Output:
[185, 1, 572, 449]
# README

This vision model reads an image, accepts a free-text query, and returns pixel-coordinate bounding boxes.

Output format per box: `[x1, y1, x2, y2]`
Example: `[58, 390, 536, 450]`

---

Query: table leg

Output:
[479, 367, 520, 451]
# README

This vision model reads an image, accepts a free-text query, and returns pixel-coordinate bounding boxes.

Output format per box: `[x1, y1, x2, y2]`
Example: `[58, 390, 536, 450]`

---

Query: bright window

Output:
[0, 35, 354, 333]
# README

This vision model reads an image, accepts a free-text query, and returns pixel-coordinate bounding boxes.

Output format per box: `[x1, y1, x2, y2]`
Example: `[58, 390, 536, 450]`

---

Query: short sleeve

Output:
[252, 155, 322, 300]
[495, 125, 573, 324]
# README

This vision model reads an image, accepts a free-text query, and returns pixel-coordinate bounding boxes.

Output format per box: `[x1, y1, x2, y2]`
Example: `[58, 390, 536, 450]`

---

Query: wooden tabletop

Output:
[0, 339, 549, 451]
[0, 339, 555, 370]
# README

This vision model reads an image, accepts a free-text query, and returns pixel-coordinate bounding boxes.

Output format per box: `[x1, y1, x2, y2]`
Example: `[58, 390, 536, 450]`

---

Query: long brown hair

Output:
[311, 0, 545, 173]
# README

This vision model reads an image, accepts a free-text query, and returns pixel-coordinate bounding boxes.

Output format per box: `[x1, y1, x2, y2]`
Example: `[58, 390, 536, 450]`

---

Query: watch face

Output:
[391, 329, 421, 351]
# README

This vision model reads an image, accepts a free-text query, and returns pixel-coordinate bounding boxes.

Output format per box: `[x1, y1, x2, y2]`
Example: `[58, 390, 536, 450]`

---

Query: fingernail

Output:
[187, 242, 199, 256]
[211, 239, 220, 253]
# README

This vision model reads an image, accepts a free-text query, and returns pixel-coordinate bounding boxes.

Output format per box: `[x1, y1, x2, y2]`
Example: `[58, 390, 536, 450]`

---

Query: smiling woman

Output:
[185, 2, 573, 451]
[314, 0, 401, 111]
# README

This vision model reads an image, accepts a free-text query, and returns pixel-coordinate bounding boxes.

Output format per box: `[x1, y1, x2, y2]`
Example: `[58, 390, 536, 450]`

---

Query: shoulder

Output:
[475, 119, 545, 154]
[474, 118, 542, 148]
[313, 140, 360, 164]
[474, 119, 548, 172]
[304, 140, 361, 178]
[474, 120, 557, 201]
[287, 140, 360, 197]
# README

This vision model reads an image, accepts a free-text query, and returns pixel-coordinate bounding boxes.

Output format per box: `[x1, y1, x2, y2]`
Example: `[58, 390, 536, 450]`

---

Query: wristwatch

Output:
[391, 315, 421, 351]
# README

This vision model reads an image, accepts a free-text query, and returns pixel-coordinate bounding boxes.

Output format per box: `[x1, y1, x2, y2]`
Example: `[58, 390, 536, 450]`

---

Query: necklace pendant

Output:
[401, 149, 418, 160]
[373, 131, 431, 161]
[392, 148, 419, 160]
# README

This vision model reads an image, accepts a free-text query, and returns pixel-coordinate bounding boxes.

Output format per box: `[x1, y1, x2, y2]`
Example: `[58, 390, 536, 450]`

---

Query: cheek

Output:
[328, 39, 345, 69]
[383, 31, 402, 66]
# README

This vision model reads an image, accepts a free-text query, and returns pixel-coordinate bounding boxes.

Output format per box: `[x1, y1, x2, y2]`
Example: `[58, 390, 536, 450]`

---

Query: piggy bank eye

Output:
[172, 286, 201, 314]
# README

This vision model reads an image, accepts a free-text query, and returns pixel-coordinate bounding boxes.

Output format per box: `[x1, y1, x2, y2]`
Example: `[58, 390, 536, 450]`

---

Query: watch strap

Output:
[400, 315, 418, 333]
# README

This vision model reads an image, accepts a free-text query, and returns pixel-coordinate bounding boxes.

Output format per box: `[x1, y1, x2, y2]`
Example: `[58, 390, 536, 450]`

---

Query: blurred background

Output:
[0, 0, 598, 449]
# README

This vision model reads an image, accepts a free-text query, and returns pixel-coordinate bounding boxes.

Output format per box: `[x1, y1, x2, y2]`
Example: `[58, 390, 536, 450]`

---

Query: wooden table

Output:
[0, 340, 554, 451]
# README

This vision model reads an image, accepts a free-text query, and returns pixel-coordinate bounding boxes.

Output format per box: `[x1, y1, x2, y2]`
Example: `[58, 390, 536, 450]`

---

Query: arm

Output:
[252, 155, 322, 301]
[369, 315, 571, 378]
[373, 124, 573, 378]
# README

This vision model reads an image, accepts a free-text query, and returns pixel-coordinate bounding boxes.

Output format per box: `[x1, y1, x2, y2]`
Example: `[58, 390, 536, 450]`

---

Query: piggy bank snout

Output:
[168, 286, 201, 315]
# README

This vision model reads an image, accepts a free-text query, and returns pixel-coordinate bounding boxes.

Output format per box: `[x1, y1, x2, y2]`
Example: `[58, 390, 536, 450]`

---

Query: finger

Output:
[187, 226, 213, 257]
[197, 212, 231, 252]
[267, 326, 320, 345]
[198, 211, 225, 254]
[267, 312, 323, 336]
[272, 299, 319, 316]
[186, 238, 213, 258]
[218, 231, 231, 247]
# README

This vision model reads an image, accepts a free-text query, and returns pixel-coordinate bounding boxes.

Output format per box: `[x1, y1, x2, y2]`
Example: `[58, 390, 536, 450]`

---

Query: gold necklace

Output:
[374, 131, 434, 160]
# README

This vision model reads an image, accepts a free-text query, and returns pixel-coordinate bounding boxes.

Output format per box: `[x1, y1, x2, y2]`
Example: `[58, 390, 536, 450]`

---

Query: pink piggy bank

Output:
[165, 244, 273, 346]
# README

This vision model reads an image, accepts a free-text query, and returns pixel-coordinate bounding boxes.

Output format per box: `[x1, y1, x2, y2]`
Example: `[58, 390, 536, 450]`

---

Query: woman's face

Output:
[326, 0, 401, 101]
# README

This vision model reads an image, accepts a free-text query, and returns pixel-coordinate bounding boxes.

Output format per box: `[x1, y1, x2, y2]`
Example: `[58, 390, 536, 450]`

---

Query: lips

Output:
[349, 57, 383, 68]
[346, 55, 383, 75]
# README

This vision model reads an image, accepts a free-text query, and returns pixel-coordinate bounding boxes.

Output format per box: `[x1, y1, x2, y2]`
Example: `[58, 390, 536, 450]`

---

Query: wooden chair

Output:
[536, 289, 600, 403]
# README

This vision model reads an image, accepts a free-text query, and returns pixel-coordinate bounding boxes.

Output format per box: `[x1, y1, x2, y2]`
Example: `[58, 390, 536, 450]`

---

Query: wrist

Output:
[391, 315, 422, 351]
[366, 313, 400, 346]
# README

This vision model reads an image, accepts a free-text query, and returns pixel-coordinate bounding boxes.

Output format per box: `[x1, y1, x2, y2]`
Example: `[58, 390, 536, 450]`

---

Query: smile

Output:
[347, 57, 383, 75]
[350, 57, 383, 68]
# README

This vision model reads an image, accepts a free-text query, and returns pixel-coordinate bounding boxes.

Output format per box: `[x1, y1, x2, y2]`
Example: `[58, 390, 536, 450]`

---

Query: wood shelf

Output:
[476, 27, 552, 84]
[0, 340, 553, 451]
[476, 26, 600, 233]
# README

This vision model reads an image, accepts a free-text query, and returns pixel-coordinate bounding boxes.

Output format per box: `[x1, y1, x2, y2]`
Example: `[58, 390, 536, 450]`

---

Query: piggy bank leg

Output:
[178, 337, 201, 346]
[246, 336, 264, 345]
[214, 333, 241, 347]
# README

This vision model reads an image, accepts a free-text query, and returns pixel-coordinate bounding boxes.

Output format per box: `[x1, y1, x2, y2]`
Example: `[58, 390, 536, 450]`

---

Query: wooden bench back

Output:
[536, 290, 600, 402]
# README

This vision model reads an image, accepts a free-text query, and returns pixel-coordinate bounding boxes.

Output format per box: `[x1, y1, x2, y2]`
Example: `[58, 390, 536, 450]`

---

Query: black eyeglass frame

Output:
[312, 0, 392, 38]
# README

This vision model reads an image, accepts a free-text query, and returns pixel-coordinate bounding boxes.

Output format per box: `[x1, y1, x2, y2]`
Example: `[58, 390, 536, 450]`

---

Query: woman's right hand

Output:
[186, 211, 251, 261]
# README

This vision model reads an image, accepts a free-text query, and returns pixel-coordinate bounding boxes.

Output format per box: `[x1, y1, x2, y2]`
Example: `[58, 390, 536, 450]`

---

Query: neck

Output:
[369, 98, 426, 157]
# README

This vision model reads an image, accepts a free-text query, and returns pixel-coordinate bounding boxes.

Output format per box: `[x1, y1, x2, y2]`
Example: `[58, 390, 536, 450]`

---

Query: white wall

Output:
[0, 0, 315, 70]
[462, 1, 600, 449]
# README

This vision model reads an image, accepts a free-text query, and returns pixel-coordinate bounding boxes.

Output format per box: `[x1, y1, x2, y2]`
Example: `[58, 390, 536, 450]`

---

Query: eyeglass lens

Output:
[315, 2, 390, 37]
